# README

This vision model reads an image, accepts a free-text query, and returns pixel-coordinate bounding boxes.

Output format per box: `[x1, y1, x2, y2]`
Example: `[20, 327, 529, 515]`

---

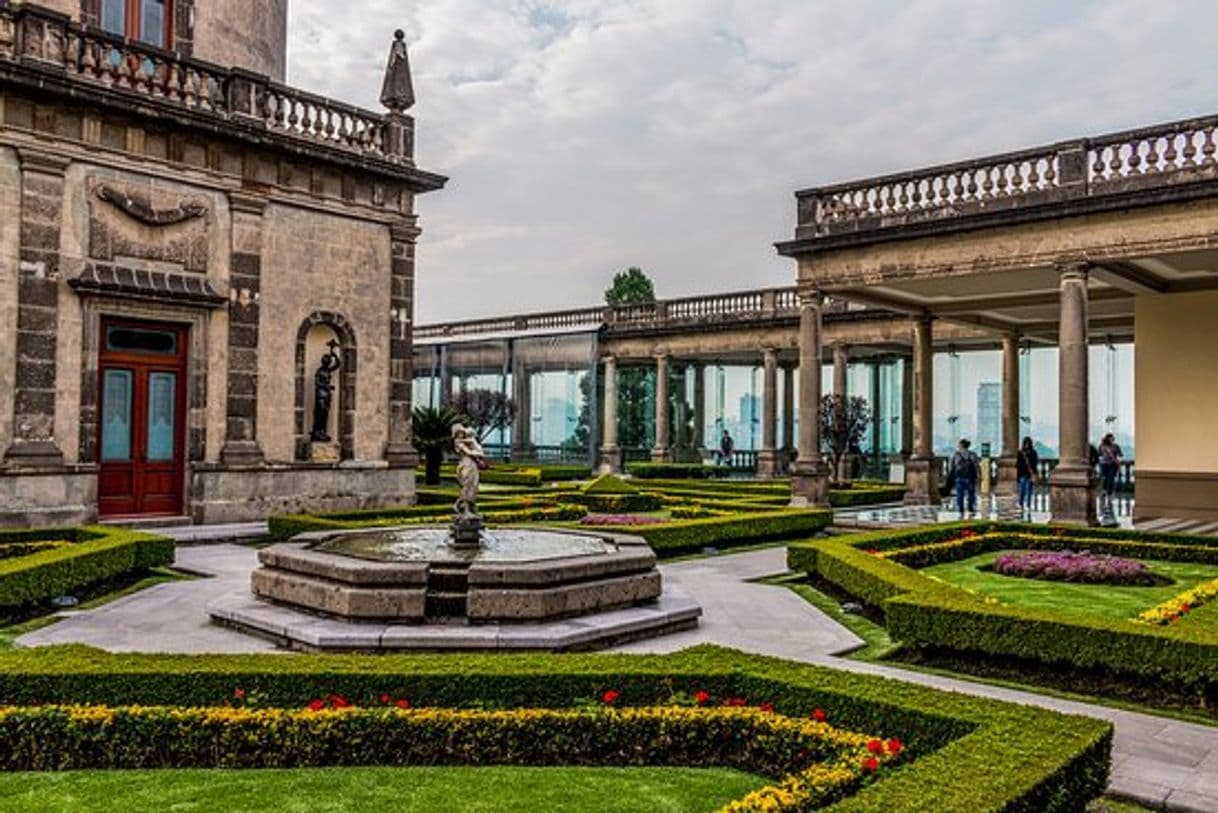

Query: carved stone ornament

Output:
[87, 179, 211, 273]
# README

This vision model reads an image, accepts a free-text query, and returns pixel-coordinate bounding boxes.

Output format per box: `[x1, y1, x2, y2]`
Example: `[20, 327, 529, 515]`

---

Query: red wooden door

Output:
[97, 319, 188, 518]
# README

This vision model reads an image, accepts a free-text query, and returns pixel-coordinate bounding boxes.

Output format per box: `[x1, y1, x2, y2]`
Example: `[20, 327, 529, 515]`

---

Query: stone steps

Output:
[425, 565, 470, 619]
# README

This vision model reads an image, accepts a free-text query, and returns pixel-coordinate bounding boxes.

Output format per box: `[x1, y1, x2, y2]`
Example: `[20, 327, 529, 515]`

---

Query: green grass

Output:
[0, 766, 766, 813]
[922, 551, 1218, 622]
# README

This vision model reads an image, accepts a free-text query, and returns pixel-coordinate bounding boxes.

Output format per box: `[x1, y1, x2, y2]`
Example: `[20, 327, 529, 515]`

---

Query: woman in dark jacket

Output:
[1016, 436, 1039, 516]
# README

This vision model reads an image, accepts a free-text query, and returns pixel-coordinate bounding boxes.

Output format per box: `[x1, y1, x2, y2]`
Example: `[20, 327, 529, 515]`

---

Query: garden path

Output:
[14, 538, 1218, 811]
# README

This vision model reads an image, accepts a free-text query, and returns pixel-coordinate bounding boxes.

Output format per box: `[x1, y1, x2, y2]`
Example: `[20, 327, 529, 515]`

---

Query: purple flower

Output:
[993, 549, 1154, 586]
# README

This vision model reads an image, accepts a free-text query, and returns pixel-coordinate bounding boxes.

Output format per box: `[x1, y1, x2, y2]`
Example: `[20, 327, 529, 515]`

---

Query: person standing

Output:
[1098, 433, 1124, 502]
[1016, 436, 1039, 517]
[718, 429, 735, 467]
[949, 438, 981, 518]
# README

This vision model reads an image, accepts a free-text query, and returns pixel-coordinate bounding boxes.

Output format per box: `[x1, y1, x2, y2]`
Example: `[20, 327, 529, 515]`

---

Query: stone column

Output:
[692, 364, 706, 452]
[384, 220, 420, 467]
[510, 350, 532, 461]
[219, 192, 267, 466]
[831, 343, 850, 479]
[904, 315, 940, 505]
[994, 334, 1021, 500]
[5, 150, 70, 467]
[651, 354, 672, 462]
[757, 348, 780, 477]
[598, 355, 619, 473]
[791, 291, 829, 506]
[1051, 263, 1097, 524]
[900, 355, 914, 458]
[781, 363, 795, 468]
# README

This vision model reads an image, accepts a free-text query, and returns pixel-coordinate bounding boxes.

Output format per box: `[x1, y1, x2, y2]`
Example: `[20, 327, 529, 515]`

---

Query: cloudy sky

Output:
[286, 1, 1218, 323]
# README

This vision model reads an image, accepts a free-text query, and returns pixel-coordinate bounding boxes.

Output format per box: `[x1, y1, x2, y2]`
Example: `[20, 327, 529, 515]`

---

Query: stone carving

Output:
[380, 29, 415, 112]
[450, 423, 487, 546]
[310, 339, 341, 442]
[88, 179, 211, 273]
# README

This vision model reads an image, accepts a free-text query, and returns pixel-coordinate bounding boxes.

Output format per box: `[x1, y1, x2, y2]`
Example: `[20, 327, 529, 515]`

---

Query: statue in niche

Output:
[380, 29, 415, 112]
[310, 339, 341, 442]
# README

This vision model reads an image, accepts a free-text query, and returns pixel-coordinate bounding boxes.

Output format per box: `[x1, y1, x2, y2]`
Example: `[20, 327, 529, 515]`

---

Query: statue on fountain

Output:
[450, 423, 487, 546]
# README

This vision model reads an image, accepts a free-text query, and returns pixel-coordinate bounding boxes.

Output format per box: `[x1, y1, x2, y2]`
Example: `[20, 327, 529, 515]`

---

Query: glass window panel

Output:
[146, 372, 176, 461]
[100, 0, 126, 36]
[101, 369, 133, 462]
[106, 327, 177, 355]
[140, 0, 166, 47]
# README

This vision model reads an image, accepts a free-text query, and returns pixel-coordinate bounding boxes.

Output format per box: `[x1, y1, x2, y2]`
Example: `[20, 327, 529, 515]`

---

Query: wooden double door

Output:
[97, 318, 188, 518]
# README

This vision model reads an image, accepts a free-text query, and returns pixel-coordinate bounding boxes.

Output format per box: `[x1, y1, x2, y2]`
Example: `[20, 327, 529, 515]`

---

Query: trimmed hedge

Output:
[0, 526, 173, 611]
[269, 503, 588, 541]
[791, 521, 1218, 692]
[567, 493, 663, 513]
[827, 484, 907, 508]
[632, 509, 832, 555]
[0, 645, 1110, 812]
[626, 463, 729, 479]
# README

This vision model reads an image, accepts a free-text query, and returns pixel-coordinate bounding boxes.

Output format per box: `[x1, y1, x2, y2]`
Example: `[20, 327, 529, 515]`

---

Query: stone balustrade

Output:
[795, 113, 1218, 239]
[0, 3, 409, 163]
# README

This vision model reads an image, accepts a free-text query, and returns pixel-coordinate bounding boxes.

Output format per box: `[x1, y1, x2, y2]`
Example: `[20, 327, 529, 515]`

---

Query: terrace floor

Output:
[13, 539, 1218, 812]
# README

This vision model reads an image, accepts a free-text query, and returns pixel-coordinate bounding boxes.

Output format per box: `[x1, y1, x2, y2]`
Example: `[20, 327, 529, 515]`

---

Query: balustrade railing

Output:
[0, 3, 408, 162]
[797, 112, 1218, 236]
[936, 456, 1135, 491]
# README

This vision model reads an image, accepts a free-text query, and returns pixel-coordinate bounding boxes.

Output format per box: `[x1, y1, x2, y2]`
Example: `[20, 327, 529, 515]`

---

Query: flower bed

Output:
[579, 514, 666, 527]
[992, 549, 1158, 586]
[1136, 577, 1218, 625]
[0, 645, 1110, 812]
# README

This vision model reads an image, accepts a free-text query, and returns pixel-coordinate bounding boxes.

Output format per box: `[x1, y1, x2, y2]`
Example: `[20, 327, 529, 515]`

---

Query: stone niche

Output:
[86, 178, 210, 273]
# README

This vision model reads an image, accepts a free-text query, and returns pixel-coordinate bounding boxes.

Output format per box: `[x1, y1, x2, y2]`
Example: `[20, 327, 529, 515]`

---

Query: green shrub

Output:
[827, 485, 906, 507]
[567, 493, 663, 513]
[0, 527, 173, 610]
[0, 645, 1110, 813]
[584, 474, 639, 495]
[626, 463, 729, 480]
[634, 510, 832, 555]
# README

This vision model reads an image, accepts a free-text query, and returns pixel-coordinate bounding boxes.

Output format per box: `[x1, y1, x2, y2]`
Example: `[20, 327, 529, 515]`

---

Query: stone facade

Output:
[0, 2, 445, 526]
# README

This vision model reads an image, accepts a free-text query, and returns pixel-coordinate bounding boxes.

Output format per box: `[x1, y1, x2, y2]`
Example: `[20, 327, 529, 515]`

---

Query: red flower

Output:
[306, 698, 325, 712]
[602, 690, 620, 705]
[867, 739, 884, 755]
[694, 690, 711, 706]
[233, 688, 245, 700]
[722, 697, 746, 707]
[758, 702, 775, 713]
[379, 694, 391, 704]
[330, 695, 351, 709]
[886, 738, 903, 755]
[862, 757, 879, 773]
[394, 698, 411, 709]
[812, 708, 827, 722]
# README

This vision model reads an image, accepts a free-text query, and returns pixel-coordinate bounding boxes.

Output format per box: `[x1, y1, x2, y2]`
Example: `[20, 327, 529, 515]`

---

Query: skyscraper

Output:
[976, 382, 1001, 456]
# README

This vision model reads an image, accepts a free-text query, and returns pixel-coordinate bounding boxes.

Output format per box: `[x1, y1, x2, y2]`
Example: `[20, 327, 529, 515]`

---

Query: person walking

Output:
[718, 429, 735, 467]
[1098, 433, 1124, 502]
[949, 438, 981, 518]
[1016, 436, 1039, 516]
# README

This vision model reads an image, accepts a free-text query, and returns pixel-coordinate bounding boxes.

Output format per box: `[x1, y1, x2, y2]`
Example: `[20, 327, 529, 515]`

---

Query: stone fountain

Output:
[208, 424, 700, 651]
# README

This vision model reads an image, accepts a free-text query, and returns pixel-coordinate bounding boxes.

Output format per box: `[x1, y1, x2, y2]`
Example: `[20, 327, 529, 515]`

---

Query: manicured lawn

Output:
[922, 552, 1218, 622]
[0, 766, 767, 813]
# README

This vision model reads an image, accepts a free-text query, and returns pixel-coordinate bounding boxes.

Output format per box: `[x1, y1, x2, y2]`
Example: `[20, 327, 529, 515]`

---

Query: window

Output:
[98, 0, 171, 49]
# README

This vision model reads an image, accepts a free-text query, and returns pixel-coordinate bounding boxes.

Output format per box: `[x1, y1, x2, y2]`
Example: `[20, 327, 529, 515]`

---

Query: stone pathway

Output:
[14, 542, 1218, 810]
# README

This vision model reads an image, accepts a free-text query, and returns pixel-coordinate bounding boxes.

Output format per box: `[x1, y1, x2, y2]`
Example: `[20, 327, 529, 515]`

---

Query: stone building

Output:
[0, 0, 446, 526]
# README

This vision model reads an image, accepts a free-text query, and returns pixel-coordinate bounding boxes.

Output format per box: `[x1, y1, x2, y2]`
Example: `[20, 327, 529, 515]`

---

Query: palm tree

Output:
[412, 406, 464, 485]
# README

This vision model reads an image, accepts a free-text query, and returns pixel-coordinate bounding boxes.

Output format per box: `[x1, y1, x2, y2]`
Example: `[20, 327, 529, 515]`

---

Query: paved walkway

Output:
[14, 543, 1218, 810]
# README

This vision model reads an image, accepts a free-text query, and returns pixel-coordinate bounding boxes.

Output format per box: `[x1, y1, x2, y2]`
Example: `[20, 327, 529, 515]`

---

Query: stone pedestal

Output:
[309, 441, 341, 463]
[383, 441, 419, 468]
[1050, 465, 1098, 526]
[904, 456, 941, 505]
[790, 460, 829, 507]
[220, 439, 265, 466]
[3, 440, 65, 468]
[598, 445, 620, 475]
[450, 514, 485, 547]
[757, 449, 782, 479]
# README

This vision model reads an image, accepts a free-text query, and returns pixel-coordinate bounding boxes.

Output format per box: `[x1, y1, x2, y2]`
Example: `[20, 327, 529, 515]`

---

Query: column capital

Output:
[600, 353, 617, 366]
[228, 191, 268, 216]
[797, 288, 825, 308]
[762, 346, 778, 362]
[389, 218, 422, 244]
[16, 148, 71, 177]
[1055, 258, 1093, 281]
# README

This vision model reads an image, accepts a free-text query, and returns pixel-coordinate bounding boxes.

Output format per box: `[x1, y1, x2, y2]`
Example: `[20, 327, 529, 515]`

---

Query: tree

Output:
[412, 405, 463, 485]
[604, 266, 656, 306]
[819, 394, 871, 482]
[453, 388, 516, 444]
[605, 267, 657, 450]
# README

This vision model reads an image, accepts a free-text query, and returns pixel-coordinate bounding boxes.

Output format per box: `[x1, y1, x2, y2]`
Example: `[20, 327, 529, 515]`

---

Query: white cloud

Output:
[287, 0, 1218, 322]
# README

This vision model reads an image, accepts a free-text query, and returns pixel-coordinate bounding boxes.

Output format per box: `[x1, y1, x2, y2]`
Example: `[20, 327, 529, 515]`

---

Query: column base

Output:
[904, 456, 941, 506]
[3, 440, 64, 468]
[1050, 464, 1098, 526]
[789, 460, 830, 507]
[598, 446, 620, 474]
[650, 447, 673, 463]
[756, 448, 781, 478]
[220, 440, 266, 467]
[992, 456, 1022, 518]
[383, 441, 420, 468]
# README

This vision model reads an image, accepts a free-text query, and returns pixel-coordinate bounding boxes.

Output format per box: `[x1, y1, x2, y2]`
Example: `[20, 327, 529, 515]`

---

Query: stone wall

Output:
[190, 464, 414, 525]
[258, 206, 392, 464]
[0, 146, 18, 459]
[191, 0, 288, 80]
[0, 467, 95, 527]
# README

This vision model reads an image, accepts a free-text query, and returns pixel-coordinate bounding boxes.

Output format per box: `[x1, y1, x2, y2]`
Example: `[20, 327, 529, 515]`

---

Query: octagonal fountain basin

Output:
[246, 525, 667, 625]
